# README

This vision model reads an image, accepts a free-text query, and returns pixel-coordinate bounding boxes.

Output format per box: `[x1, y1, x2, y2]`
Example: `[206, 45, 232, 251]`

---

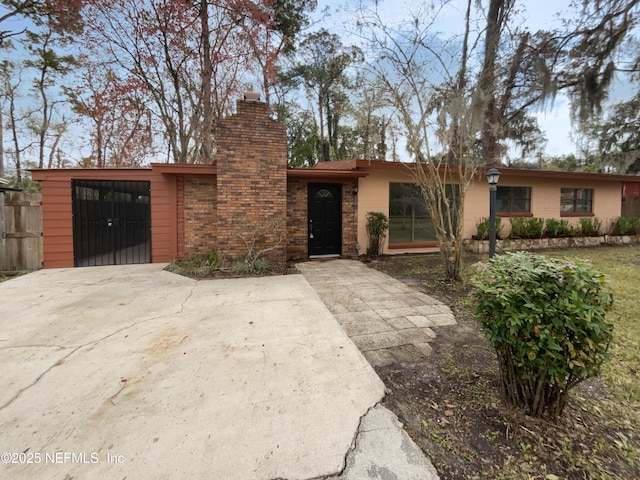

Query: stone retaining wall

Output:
[463, 235, 640, 254]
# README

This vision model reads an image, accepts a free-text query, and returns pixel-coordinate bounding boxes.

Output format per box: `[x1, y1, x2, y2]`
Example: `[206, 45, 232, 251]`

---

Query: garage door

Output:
[71, 180, 151, 266]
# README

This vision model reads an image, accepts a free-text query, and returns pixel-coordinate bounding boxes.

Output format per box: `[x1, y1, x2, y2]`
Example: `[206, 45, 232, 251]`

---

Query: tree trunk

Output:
[0, 106, 4, 178]
[318, 92, 327, 161]
[200, 0, 213, 164]
[479, 0, 506, 167]
[37, 67, 48, 169]
[9, 92, 22, 181]
[447, 0, 473, 165]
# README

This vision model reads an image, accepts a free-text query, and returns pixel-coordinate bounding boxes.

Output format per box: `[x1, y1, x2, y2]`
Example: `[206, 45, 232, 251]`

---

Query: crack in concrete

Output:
[0, 283, 199, 412]
[73, 283, 198, 348]
[176, 283, 198, 313]
[107, 382, 128, 406]
[264, 400, 384, 480]
[0, 346, 81, 410]
[0, 344, 71, 351]
[310, 400, 384, 480]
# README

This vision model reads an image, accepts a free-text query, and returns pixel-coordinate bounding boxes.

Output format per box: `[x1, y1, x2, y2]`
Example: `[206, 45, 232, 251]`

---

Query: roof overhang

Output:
[287, 169, 368, 180]
[151, 163, 217, 175]
[351, 159, 639, 183]
[31, 168, 152, 181]
[31, 160, 636, 183]
[489, 166, 638, 182]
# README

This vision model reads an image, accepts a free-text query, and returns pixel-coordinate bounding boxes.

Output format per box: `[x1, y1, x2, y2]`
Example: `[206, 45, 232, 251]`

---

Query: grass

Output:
[165, 251, 222, 278]
[165, 250, 274, 278]
[371, 245, 640, 480]
[548, 247, 640, 421]
[0, 272, 27, 283]
[497, 246, 640, 477]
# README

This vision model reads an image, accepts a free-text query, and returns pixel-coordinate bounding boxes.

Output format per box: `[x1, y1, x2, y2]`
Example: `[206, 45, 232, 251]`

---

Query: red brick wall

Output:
[286, 179, 360, 261]
[341, 182, 359, 257]
[286, 179, 308, 260]
[215, 100, 287, 269]
[183, 177, 217, 256]
[176, 177, 185, 258]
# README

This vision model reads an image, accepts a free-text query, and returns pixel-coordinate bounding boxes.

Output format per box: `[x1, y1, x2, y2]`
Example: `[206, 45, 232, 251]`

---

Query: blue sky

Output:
[314, 0, 638, 159]
[1, 0, 636, 167]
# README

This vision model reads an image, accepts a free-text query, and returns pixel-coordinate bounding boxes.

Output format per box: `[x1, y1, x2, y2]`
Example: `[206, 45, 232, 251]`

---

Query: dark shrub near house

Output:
[509, 217, 544, 239]
[579, 217, 601, 236]
[611, 216, 640, 235]
[365, 212, 389, 255]
[473, 216, 503, 240]
[544, 218, 574, 238]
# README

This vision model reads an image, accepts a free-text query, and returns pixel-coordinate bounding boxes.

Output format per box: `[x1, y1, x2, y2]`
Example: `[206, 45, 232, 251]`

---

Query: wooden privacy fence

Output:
[622, 196, 640, 218]
[1, 191, 43, 273]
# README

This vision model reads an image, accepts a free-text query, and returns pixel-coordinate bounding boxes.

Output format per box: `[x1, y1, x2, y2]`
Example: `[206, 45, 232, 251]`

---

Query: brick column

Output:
[215, 99, 287, 269]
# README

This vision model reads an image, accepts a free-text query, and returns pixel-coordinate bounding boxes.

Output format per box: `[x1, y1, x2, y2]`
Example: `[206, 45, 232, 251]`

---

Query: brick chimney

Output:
[215, 96, 287, 270]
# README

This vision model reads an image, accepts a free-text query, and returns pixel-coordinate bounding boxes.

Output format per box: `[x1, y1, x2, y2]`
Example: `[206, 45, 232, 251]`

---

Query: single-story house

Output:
[350, 160, 640, 254]
[32, 96, 640, 269]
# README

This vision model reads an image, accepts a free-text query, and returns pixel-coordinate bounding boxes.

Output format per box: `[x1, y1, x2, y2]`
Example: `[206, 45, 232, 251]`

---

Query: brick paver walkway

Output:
[297, 259, 456, 366]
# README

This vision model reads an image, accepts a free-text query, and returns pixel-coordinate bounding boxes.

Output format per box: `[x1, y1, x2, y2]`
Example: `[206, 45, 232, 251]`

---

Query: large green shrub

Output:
[471, 252, 613, 418]
[509, 217, 544, 239]
[611, 216, 640, 235]
[473, 216, 503, 240]
[366, 212, 389, 255]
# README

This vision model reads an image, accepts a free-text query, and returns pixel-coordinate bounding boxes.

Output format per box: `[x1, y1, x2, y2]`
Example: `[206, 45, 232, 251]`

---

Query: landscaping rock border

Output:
[463, 234, 640, 254]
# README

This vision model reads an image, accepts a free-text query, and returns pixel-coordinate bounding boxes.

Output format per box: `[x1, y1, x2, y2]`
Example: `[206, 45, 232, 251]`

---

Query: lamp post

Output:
[485, 167, 500, 258]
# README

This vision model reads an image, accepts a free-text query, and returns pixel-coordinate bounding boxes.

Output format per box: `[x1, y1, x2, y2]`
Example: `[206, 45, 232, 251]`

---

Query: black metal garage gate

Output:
[71, 180, 151, 267]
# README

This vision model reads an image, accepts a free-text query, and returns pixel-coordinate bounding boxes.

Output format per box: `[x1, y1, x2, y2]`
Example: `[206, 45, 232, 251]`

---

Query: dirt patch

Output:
[366, 253, 639, 480]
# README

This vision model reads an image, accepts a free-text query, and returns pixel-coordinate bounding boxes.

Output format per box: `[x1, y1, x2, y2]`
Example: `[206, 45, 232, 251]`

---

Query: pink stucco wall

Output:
[465, 174, 622, 237]
[357, 166, 441, 255]
[357, 165, 624, 255]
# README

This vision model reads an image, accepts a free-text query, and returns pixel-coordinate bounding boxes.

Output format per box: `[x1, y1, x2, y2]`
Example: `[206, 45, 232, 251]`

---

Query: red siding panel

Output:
[33, 168, 177, 268]
[623, 182, 640, 197]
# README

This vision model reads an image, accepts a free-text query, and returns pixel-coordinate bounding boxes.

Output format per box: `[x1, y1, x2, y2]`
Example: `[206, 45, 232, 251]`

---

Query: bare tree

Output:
[23, 26, 75, 169]
[356, 0, 481, 280]
[67, 60, 156, 167]
[79, 0, 312, 164]
[238, 0, 317, 103]
[0, 61, 32, 181]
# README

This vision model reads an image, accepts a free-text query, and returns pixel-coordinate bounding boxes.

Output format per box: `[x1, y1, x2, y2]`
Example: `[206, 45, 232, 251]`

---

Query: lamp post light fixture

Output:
[485, 167, 500, 258]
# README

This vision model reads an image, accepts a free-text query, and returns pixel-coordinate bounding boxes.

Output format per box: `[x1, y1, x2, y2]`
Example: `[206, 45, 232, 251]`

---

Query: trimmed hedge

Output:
[471, 252, 613, 418]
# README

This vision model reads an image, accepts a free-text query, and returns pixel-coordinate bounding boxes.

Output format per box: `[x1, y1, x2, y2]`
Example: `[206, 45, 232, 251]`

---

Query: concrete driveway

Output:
[0, 264, 384, 480]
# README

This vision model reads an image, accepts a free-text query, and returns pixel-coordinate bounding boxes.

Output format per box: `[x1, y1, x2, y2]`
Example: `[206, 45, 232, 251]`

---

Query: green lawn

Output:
[547, 246, 640, 420]
[373, 245, 640, 478]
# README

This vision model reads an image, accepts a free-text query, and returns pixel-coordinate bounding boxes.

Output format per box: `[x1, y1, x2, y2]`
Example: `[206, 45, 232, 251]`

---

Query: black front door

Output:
[308, 183, 342, 256]
[72, 179, 151, 266]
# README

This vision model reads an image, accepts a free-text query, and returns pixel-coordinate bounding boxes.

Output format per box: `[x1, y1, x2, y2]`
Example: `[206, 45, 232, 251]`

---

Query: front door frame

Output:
[307, 183, 342, 257]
